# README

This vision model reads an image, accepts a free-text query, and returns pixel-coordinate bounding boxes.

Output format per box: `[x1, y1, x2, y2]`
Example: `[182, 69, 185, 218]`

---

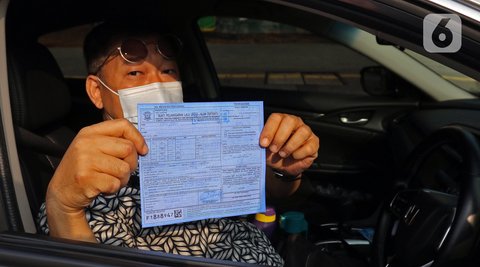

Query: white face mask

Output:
[98, 79, 183, 125]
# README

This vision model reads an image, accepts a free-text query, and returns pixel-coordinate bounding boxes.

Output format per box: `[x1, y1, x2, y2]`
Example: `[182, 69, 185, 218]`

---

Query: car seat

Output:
[7, 42, 76, 223]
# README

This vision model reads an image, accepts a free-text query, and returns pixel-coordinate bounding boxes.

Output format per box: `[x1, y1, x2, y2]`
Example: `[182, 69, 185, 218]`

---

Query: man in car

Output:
[38, 21, 319, 266]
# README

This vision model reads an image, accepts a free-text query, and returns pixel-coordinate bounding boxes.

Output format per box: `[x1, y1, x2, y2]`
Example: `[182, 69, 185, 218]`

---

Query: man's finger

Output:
[291, 137, 319, 160]
[95, 136, 137, 159]
[268, 115, 301, 153]
[260, 113, 283, 148]
[84, 173, 124, 198]
[90, 155, 133, 183]
[277, 124, 313, 158]
[80, 119, 148, 155]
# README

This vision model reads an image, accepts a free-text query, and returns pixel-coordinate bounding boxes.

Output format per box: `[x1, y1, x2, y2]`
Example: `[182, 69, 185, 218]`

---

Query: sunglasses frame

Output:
[93, 34, 182, 74]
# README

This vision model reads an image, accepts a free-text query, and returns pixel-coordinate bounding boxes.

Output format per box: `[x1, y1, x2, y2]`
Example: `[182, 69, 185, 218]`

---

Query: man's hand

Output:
[45, 119, 148, 241]
[260, 113, 319, 177]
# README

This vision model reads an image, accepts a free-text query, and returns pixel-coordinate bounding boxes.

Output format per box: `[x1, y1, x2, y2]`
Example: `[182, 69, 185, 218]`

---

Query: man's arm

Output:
[260, 113, 319, 198]
[45, 119, 148, 241]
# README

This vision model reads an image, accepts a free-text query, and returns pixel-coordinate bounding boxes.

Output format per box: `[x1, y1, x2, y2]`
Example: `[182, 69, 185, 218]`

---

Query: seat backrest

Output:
[7, 42, 76, 220]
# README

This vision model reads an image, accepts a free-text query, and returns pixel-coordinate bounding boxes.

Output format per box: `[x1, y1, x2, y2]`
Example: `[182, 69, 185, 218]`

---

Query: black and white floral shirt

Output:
[37, 183, 284, 266]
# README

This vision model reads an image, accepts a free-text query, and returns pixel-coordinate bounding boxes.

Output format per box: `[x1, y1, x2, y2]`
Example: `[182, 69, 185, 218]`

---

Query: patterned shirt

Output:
[37, 185, 284, 266]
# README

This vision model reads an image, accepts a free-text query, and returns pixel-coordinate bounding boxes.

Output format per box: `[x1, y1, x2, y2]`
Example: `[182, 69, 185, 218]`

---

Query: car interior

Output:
[1, 0, 480, 266]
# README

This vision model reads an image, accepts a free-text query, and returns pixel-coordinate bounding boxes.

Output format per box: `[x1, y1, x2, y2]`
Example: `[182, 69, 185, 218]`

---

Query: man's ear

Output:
[86, 75, 104, 109]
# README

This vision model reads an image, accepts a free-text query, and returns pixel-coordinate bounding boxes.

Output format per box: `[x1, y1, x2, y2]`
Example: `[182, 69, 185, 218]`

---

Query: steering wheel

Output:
[373, 126, 480, 267]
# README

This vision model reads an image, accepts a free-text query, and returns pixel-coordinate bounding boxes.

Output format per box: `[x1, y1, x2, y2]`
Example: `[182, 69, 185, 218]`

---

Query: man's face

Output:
[94, 34, 180, 120]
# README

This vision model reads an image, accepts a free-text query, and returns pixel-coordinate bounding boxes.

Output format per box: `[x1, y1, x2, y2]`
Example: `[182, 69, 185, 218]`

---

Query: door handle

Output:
[339, 116, 369, 124]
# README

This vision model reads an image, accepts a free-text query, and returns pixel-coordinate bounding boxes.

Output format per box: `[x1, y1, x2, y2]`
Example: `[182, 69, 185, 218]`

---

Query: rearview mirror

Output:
[361, 66, 397, 97]
[376, 36, 404, 50]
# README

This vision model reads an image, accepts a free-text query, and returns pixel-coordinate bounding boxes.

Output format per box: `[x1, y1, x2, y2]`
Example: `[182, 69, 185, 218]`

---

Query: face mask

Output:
[98, 79, 183, 125]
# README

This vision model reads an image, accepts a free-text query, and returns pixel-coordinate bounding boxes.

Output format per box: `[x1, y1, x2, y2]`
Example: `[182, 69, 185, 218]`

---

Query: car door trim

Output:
[0, 0, 35, 233]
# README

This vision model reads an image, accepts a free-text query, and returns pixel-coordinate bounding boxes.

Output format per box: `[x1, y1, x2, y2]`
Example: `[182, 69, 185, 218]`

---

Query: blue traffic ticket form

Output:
[138, 101, 266, 228]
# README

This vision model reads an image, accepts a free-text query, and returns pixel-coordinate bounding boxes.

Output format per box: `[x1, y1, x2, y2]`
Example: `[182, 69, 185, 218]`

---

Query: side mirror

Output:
[361, 66, 397, 97]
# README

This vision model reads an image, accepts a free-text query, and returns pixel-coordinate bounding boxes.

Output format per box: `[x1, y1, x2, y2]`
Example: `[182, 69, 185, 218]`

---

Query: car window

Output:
[404, 49, 480, 96]
[38, 24, 94, 78]
[198, 16, 379, 96]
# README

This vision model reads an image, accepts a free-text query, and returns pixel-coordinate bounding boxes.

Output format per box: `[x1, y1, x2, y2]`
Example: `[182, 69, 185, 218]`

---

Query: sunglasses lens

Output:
[120, 39, 148, 63]
[157, 35, 182, 59]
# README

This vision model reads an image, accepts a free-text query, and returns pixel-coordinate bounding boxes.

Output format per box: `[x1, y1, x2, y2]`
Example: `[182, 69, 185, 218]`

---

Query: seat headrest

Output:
[8, 42, 71, 131]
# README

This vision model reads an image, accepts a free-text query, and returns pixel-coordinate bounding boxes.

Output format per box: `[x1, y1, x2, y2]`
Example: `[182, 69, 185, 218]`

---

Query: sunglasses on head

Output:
[94, 35, 182, 74]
